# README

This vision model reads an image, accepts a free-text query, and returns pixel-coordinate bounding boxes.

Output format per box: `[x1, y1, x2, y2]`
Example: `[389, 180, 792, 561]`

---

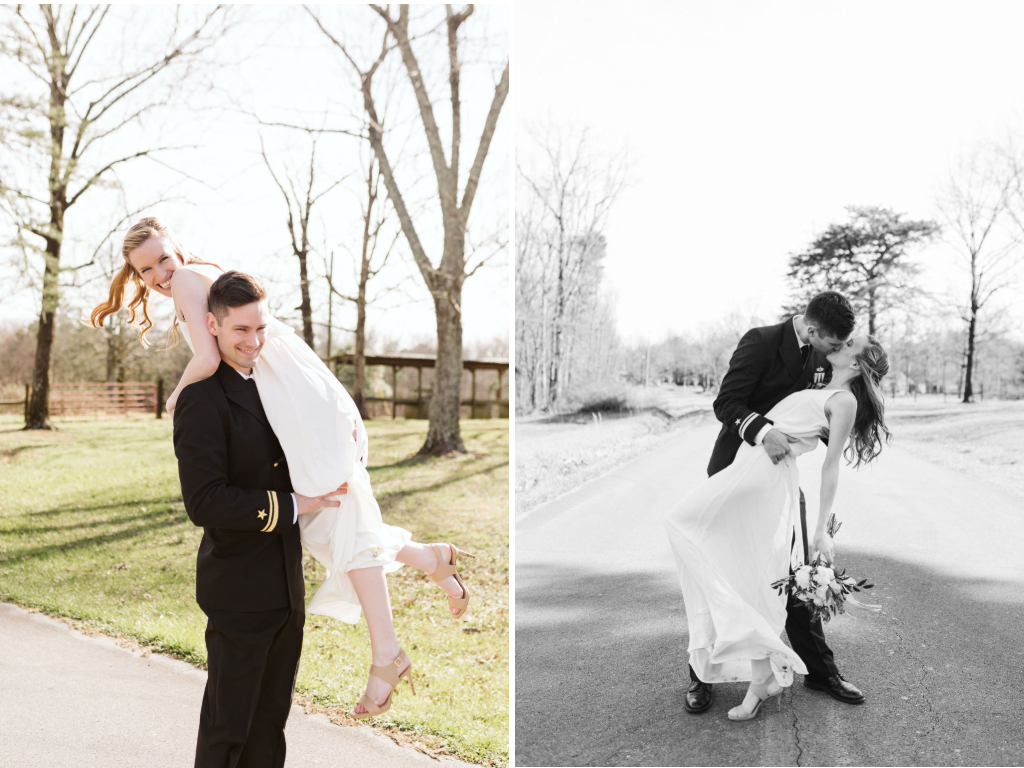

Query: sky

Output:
[516, 0, 1024, 343]
[1, 4, 509, 352]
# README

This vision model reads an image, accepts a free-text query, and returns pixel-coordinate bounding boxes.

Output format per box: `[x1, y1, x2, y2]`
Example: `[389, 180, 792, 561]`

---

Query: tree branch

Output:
[460, 60, 508, 222]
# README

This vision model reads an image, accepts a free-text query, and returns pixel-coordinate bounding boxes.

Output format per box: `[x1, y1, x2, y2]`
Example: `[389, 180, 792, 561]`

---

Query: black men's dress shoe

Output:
[684, 680, 713, 713]
[804, 674, 865, 704]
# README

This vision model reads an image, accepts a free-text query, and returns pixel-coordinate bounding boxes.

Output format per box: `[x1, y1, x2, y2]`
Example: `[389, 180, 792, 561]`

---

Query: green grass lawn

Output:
[0, 415, 508, 766]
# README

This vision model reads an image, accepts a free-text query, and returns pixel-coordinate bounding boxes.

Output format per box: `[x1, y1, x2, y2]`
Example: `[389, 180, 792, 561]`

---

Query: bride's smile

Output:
[126, 234, 182, 297]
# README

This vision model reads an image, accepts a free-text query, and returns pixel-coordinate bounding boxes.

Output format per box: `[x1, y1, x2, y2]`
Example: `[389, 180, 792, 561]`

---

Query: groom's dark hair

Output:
[209, 271, 267, 323]
[804, 291, 855, 340]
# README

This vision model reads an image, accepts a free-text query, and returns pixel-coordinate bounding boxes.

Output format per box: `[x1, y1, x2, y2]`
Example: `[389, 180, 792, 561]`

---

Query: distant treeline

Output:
[516, 133, 1024, 412]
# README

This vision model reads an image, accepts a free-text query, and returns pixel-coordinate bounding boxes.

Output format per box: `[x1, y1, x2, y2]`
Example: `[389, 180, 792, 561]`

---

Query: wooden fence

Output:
[0, 382, 163, 419]
[326, 353, 510, 419]
[50, 382, 160, 417]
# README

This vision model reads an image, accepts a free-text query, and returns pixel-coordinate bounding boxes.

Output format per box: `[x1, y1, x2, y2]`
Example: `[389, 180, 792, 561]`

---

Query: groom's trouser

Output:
[195, 605, 304, 768]
[688, 490, 839, 684]
[783, 490, 839, 682]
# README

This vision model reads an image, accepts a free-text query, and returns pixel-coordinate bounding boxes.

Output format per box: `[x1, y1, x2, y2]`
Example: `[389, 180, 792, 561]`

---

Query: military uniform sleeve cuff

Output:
[739, 414, 771, 446]
[753, 423, 773, 446]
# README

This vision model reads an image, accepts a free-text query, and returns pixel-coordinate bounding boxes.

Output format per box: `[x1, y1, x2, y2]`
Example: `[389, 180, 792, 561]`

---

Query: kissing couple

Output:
[90, 218, 476, 767]
[664, 291, 892, 721]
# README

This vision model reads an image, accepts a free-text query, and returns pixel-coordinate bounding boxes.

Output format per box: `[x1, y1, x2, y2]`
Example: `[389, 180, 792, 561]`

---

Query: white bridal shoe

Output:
[727, 679, 783, 721]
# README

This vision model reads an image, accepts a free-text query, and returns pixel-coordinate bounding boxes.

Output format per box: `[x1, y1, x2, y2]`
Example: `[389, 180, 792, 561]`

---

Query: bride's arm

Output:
[814, 392, 857, 563]
[166, 269, 222, 414]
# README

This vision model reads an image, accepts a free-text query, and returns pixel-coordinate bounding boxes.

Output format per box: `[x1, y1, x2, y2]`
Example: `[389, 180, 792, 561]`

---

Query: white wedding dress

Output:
[664, 387, 843, 687]
[173, 264, 411, 623]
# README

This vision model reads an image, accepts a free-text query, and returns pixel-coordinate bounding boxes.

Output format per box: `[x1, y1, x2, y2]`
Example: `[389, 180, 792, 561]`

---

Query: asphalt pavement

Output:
[0, 601, 469, 768]
[515, 414, 1024, 766]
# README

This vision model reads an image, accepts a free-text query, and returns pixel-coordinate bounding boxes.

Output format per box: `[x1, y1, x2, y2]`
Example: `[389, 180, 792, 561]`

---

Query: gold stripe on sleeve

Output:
[266, 491, 279, 533]
[260, 490, 273, 532]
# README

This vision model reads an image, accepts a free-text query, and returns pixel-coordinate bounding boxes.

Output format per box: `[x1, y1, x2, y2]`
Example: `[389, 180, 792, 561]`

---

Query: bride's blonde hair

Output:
[89, 217, 218, 348]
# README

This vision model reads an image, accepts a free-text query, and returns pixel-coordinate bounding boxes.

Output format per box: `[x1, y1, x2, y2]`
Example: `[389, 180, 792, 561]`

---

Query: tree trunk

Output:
[353, 270, 369, 419]
[106, 329, 118, 383]
[298, 252, 314, 349]
[26, 19, 68, 430]
[351, 160, 377, 420]
[419, 282, 466, 455]
[867, 286, 877, 336]
[26, 214, 64, 430]
[26, 277, 57, 430]
[963, 303, 977, 404]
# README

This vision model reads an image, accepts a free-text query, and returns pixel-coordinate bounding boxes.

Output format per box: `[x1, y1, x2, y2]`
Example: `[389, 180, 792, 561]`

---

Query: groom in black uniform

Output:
[685, 290, 865, 714]
[173, 271, 343, 767]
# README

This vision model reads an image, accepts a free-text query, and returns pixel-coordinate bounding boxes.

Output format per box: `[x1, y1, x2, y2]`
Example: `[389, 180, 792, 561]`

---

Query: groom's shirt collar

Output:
[793, 316, 808, 349]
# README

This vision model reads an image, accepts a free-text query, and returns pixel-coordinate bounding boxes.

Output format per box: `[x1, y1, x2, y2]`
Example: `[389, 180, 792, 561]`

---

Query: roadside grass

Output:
[515, 407, 712, 516]
[887, 396, 1024, 501]
[0, 415, 508, 766]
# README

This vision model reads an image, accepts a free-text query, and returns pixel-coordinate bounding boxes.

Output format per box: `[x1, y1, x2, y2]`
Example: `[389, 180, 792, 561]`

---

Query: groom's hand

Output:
[294, 483, 348, 516]
[762, 429, 798, 464]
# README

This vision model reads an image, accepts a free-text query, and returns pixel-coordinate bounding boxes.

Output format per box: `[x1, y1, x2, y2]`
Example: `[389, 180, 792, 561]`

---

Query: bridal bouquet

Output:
[770, 513, 879, 624]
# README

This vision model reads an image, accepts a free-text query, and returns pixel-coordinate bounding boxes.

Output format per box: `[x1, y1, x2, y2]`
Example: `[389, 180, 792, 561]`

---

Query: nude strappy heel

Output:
[727, 680, 783, 721]
[351, 650, 415, 720]
[430, 542, 475, 619]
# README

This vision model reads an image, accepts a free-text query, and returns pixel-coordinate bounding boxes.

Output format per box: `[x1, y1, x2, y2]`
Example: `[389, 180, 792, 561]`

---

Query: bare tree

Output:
[260, 133, 347, 349]
[324, 152, 402, 418]
[516, 124, 627, 412]
[0, 4, 229, 428]
[937, 148, 1022, 403]
[307, 4, 509, 455]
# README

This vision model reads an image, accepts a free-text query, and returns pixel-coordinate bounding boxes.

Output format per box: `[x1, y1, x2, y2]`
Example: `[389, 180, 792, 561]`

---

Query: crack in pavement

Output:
[889, 609, 939, 744]
[786, 687, 805, 767]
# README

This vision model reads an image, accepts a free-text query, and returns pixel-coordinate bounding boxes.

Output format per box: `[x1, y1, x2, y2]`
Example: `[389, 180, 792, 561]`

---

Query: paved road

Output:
[0, 601, 468, 768]
[515, 415, 1024, 766]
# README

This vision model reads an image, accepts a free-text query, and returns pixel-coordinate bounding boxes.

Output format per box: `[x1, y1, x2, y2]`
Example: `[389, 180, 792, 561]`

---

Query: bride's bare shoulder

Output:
[824, 389, 856, 416]
[170, 266, 212, 295]
[169, 266, 218, 321]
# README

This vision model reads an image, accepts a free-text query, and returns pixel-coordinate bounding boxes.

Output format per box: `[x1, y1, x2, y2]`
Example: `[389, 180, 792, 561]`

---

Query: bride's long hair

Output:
[846, 336, 893, 467]
[89, 217, 218, 348]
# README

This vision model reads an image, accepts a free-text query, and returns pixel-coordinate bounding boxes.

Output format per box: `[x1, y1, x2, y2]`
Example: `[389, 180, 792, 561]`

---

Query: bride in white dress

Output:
[664, 335, 890, 721]
[91, 218, 473, 718]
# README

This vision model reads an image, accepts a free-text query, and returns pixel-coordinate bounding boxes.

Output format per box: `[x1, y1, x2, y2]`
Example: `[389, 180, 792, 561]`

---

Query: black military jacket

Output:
[172, 362, 303, 612]
[707, 317, 832, 476]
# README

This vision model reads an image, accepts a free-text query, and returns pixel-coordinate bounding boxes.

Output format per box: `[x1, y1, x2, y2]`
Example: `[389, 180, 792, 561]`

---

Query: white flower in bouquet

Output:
[769, 514, 879, 624]
[794, 566, 812, 589]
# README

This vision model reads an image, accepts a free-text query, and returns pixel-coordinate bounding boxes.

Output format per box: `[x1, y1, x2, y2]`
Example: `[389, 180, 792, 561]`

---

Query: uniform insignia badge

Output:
[257, 509, 267, 520]
[735, 418, 741, 426]
[810, 366, 826, 388]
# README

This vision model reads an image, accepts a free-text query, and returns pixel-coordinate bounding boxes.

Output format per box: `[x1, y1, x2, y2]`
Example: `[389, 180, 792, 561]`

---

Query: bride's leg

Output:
[394, 542, 466, 613]
[348, 566, 407, 714]
[751, 658, 774, 685]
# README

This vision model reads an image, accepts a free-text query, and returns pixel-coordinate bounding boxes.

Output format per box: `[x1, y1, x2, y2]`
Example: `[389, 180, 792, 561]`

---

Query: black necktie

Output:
[801, 345, 810, 365]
